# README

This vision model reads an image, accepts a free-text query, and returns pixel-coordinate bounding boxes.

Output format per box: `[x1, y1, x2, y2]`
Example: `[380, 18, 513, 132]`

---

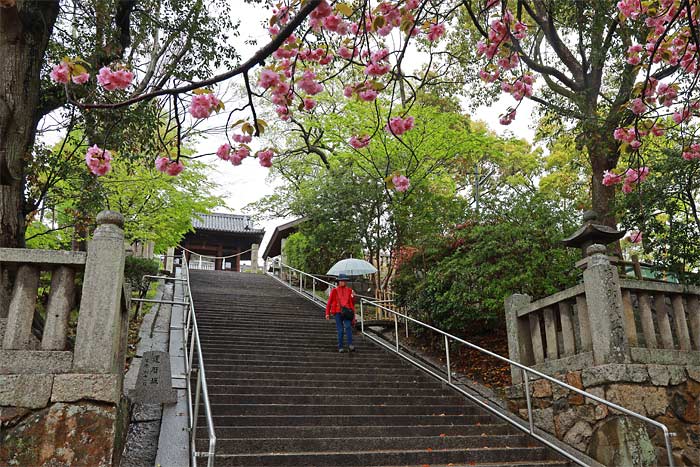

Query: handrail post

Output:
[360, 300, 365, 334]
[444, 334, 451, 384]
[313, 278, 316, 302]
[394, 313, 399, 352]
[523, 369, 534, 434]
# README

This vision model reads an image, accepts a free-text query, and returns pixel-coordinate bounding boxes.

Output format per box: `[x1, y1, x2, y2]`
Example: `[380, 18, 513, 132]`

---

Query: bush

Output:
[393, 195, 579, 334]
[124, 256, 160, 297]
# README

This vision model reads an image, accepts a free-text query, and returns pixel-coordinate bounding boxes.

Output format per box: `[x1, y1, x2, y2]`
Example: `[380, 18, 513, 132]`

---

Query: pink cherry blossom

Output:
[602, 170, 623, 186]
[155, 157, 184, 176]
[427, 23, 446, 42]
[338, 46, 354, 59]
[84, 145, 112, 176]
[216, 144, 232, 161]
[165, 161, 185, 176]
[257, 149, 274, 167]
[232, 133, 253, 144]
[189, 93, 221, 119]
[624, 167, 650, 185]
[349, 135, 371, 149]
[259, 69, 281, 89]
[303, 98, 316, 110]
[50, 62, 70, 84]
[358, 88, 378, 101]
[96, 66, 133, 91]
[628, 98, 646, 115]
[297, 70, 324, 95]
[392, 174, 410, 192]
[386, 116, 415, 136]
[626, 230, 643, 243]
[499, 109, 516, 125]
[71, 72, 90, 84]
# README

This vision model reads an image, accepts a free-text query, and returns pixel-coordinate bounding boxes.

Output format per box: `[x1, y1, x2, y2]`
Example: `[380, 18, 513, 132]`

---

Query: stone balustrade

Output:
[0, 210, 128, 409]
[506, 244, 700, 383]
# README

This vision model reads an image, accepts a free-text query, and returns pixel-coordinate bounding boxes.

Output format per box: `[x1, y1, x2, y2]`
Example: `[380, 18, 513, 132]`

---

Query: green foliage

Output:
[124, 256, 160, 297]
[393, 194, 579, 332]
[619, 149, 700, 282]
[285, 230, 363, 275]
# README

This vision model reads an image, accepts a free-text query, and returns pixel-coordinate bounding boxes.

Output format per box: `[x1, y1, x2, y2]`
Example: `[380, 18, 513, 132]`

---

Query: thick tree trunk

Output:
[0, 1, 60, 315]
[0, 1, 59, 247]
[587, 135, 621, 228]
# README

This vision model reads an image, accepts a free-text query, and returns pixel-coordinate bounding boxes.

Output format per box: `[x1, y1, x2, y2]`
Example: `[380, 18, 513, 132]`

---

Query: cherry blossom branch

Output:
[68, 0, 322, 110]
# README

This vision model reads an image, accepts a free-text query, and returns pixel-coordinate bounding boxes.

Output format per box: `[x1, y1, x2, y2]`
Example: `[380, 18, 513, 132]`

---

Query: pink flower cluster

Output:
[603, 167, 650, 193]
[501, 74, 534, 101]
[349, 135, 371, 149]
[155, 157, 185, 176]
[297, 70, 324, 95]
[682, 144, 700, 161]
[96, 66, 133, 91]
[189, 93, 221, 119]
[626, 230, 643, 244]
[499, 109, 516, 125]
[50, 61, 90, 85]
[84, 145, 112, 176]
[257, 149, 274, 167]
[427, 23, 446, 42]
[216, 144, 250, 165]
[386, 116, 414, 136]
[392, 174, 410, 192]
[365, 48, 391, 77]
[613, 127, 641, 149]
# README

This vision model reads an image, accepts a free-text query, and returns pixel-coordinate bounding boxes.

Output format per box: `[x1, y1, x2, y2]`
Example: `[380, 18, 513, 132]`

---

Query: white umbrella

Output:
[327, 258, 378, 276]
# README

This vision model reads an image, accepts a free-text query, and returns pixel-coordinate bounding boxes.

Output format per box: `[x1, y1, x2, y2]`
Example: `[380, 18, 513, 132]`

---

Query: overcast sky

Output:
[200, 3, 538, 255]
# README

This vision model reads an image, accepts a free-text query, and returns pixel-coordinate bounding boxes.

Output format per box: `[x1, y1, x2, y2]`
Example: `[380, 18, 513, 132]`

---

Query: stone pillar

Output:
[73, 211, 127, 374]
[251, 243, 259, 273]
[41, 266, 75, 350]
[582, 244, 630, 365]
[505, 293, 533, 384]
[165, 247, 175, 273]
[3, 265, 40, 349]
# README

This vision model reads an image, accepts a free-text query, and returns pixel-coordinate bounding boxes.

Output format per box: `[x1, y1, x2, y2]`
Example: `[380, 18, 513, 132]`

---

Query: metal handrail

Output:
[359, 298, 675, 467]
[267, 260, 674, 467]
[181, 255, 217, 467]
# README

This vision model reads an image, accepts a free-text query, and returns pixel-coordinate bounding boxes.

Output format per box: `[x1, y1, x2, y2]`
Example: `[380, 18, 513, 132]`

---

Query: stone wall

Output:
[506, 364, 700, 466]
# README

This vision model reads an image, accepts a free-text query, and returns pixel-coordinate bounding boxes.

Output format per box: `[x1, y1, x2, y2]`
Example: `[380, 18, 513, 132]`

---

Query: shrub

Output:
[124, 256, 160, 297]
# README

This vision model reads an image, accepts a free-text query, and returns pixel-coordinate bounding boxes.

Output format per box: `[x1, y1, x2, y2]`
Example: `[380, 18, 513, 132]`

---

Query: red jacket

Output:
[325, 286, 355, 317]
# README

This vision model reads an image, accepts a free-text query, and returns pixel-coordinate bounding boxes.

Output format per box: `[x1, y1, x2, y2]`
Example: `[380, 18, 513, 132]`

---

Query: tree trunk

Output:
[0, 2, 60, 315]
[587, 135, 620, 228]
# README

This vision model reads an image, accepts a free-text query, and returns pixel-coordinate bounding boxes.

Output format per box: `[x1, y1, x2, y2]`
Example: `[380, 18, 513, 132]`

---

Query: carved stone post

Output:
[251, 243, 259, 272]
[73, 211, 126, 374]
[505, 293, 533, 384]
[582, 244, 630, 365]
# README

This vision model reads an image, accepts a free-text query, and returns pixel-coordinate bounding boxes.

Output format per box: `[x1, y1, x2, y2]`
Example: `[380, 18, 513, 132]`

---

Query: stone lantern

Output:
[561, 210, 626, 259]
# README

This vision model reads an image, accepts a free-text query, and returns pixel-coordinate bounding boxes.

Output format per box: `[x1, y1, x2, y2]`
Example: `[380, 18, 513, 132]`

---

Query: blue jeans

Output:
[334, 313, 353, 349]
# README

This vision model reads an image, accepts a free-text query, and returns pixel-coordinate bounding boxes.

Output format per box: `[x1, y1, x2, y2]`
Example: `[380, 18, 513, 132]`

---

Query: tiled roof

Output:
[192, 213, 264, 234]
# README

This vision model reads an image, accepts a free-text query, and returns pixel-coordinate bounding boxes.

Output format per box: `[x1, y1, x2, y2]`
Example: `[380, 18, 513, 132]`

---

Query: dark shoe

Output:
[349, 345, 356, 352]
[338, 348, 346, 353]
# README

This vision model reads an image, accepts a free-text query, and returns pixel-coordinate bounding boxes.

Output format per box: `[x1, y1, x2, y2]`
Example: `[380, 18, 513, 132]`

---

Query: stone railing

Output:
[0, 211, 128, 409]
[506, 244, 700, 383]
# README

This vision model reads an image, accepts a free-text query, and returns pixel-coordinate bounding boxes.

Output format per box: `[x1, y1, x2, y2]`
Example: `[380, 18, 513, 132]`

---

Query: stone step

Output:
[206, 403, 478, 416]
[196, 423, 516, 439]
[204, 363, 422, 374]
[198, 434, 536, 454]
[203, 370, 433, 382]
[201, 350, 400, 363]
[201, 414, 498, 427]
[208, 446, 553, 466]
[205, 385, 452, 396]
[207, 394, 472, 407]
[204, 378, 443, 389]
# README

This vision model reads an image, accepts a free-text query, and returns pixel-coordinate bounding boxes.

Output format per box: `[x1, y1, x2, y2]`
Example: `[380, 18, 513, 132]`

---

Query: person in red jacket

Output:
[325, 273, 356, 352]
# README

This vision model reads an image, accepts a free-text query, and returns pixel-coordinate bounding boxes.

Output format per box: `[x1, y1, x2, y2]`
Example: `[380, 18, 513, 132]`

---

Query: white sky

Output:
[201, 3, 538, 255]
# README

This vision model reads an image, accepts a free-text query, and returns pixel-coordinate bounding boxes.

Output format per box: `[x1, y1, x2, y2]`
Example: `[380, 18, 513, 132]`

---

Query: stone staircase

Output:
[191, 270, 570, 467]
